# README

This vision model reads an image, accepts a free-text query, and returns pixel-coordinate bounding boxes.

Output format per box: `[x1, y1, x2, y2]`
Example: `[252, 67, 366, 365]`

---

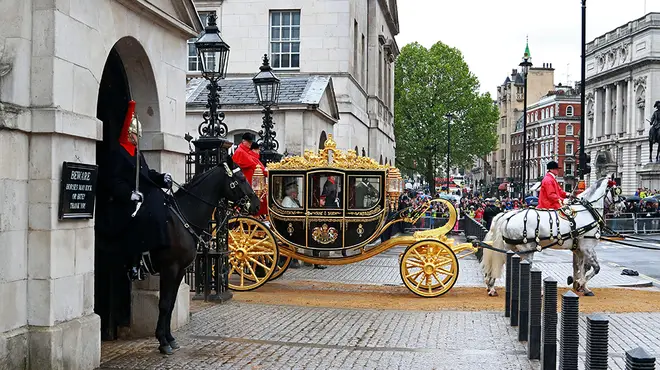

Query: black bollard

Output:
[528, 268, 542, 359]
[585, 314, 609, 370]
[559, 291, 580, 370]
[519, 260, 531, 341]
[541, 277, 558, 370]
[625, 347, 656, 370]
[510, 254, 521, 327]
[505, 250, 515, 317]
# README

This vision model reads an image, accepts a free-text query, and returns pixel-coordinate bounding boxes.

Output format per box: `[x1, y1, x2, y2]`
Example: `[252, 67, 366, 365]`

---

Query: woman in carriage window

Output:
[281, 181, 301, 208]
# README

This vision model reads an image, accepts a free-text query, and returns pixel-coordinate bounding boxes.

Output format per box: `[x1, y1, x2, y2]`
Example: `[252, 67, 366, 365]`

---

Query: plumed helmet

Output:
[129, 114, 142, 138]
[547, 161, 559, 170]
[655, 101, 660, 109]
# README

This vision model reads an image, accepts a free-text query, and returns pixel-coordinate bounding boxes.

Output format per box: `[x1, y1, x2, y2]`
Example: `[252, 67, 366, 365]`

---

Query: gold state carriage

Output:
[226, 135, 477, 297]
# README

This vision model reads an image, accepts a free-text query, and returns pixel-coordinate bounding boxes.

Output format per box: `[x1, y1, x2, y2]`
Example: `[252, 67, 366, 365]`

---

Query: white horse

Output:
[480, 176, 620, 297]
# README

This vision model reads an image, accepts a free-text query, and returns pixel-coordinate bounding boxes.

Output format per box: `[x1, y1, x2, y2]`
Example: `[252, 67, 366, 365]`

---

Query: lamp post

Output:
[520, 41, 533, 196]
[253, 54, 282, 164]
[446, 113, 455, 194]
[579, 0, 587, 181]
[191, 12, 232, 301]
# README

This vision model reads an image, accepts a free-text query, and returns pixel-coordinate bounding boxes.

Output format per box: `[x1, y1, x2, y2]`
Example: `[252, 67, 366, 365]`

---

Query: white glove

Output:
[562, 198, 570, 205]
[131, 191, 143, 202]
[163, 173, 172, 186]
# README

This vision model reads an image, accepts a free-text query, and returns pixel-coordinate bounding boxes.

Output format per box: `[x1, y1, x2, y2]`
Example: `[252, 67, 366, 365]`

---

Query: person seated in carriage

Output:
[96, 100, 173, 281]
[281, 181, 302, 208]
[538, 160, 567, 210]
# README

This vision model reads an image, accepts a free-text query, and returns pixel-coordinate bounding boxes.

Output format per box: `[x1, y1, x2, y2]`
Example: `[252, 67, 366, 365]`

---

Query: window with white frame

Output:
[566, 105, 574, 117]
[566, 124, 574, 136]
[566, 142, 574, 155]
[550, 107, 554, 117]
[565, 163, 573, 176]
[187, 12, 216, 72]
[270, 10, 301, 69]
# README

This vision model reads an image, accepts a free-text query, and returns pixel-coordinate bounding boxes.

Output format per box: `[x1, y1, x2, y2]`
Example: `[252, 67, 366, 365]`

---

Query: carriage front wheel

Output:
[227, 217, 279, 291]
[399, 240, 459, 297]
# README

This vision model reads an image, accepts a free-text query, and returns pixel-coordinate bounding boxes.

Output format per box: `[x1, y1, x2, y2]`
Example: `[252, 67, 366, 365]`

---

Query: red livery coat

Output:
[538, 172, 567, 210]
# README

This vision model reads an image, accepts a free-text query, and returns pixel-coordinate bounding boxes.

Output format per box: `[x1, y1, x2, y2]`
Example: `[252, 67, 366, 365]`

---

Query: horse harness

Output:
[496, 199, 606, 254]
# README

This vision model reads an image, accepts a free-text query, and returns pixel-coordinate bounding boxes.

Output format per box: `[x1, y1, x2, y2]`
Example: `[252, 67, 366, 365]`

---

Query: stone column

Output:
[604, 85, 612, 136]
[593, 88, 600, 139]
[627, 78, 634, 134]
[615, 81, 623, 136]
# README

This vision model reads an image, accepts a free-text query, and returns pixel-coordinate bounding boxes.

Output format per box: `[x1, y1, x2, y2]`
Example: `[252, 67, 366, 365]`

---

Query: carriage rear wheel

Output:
[399, 240, 459, 297]
[269, 250, 292, 281]
[227, 217, 278, 291]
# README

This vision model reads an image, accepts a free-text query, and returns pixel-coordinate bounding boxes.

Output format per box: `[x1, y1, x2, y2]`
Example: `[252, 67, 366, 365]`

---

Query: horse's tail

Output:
[480, 213, 508, 281]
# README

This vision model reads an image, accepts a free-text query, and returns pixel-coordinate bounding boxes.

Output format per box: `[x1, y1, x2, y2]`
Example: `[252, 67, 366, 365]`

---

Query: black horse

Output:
[100, 160, 259, 355]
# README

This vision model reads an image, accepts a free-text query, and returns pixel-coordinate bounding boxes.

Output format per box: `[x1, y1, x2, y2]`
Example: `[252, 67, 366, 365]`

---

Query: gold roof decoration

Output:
[267, 134, 390, 170]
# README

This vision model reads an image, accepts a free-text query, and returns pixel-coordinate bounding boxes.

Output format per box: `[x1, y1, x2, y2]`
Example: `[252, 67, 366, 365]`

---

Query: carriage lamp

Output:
[387, 167, 403, 211]
[251, 165, 267, 198]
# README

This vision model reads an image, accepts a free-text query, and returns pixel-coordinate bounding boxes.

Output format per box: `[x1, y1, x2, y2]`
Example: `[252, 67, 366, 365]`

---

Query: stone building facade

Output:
[0, 1, 200, 368]
[584, 12, 660, 195]
[511, 87, 581, 192]
[493, 59, 555, 183]
[187, 0, 399, 161]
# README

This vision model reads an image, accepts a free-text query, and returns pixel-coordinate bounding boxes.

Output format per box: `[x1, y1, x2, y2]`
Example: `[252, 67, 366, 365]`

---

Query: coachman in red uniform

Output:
[538, 161, 567, 210]
[232, 132, 268, 215]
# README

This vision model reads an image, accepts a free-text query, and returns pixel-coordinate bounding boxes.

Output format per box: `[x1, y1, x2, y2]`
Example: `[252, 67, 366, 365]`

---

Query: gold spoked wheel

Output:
[400, 240, 459, 297]
[269, 248, 292, 281]
[228, 217, 278, 291]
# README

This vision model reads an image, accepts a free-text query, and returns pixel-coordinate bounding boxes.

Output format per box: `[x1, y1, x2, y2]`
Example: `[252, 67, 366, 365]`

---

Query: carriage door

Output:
[306, 171, 345, 250]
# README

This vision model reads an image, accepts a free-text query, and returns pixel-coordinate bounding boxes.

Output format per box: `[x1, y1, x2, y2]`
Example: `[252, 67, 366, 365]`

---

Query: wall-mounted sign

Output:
[58, 162, 98, 220]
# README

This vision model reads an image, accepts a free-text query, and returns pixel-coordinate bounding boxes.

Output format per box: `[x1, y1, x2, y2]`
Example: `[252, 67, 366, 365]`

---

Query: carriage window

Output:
[309, 173, 343, 209]
[272, 175, 304, 209]
[348, 177, 381, 209]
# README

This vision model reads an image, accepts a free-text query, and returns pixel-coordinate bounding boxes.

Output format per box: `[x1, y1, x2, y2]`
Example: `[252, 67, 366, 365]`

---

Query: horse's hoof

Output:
[584, 291, 595, 297]
[567, 276, 574, 285]
[169, 340, 180, 350]
[488, 291, 499, 297]
[159, 345, 173, 355]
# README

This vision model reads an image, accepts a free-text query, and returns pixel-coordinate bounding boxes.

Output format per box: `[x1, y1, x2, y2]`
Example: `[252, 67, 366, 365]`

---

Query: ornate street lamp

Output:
[195, 13, 230, 139]
[519, 40, 533, 195]
[189, 12, 233, 302]
[253, 54, 282, 164]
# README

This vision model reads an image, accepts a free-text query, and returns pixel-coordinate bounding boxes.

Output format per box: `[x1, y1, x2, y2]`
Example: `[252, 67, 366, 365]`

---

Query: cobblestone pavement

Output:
[100, 302, 539, 370]
[279, 238, 654, 289]
[99, 302, 659, 370]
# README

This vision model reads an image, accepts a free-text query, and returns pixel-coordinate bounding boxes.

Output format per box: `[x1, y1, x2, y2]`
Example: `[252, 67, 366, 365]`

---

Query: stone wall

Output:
[0, 0, 198, 368]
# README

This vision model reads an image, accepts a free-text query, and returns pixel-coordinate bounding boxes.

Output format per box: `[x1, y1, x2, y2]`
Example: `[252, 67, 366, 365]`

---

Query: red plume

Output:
[120, 100, 136, 156]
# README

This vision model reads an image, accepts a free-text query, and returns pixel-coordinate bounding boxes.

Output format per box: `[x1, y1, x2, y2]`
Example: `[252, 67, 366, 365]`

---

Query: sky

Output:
[395, 0, 659, 98]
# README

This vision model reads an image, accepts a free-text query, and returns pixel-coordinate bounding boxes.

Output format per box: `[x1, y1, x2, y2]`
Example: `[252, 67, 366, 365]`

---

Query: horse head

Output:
[576, 176, 615, 211]
[223, 157, 260, 215]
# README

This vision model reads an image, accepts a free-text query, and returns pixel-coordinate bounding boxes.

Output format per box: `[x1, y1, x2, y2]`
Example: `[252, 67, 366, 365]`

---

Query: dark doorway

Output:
[94, 47, 132, 341]
[319, 131, 327, 149]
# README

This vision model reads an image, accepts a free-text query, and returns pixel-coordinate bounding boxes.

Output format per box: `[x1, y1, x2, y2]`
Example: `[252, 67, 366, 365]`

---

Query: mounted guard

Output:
[96, 100, 173, 281]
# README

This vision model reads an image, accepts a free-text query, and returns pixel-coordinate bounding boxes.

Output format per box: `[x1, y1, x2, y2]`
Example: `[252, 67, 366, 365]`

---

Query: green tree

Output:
[394, 42, 498, 188]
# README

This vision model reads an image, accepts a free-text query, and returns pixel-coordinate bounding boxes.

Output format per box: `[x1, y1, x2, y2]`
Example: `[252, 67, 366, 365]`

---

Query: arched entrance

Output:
[94, 37, 160, 341]
[319, 131, 327, 149]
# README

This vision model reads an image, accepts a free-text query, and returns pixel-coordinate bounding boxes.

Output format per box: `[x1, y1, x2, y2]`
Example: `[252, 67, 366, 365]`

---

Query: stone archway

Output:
[94, 36, 161, 341]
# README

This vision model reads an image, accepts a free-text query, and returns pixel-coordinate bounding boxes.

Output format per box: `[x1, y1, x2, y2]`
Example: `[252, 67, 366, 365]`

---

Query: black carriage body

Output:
[268, 168, 387, 251]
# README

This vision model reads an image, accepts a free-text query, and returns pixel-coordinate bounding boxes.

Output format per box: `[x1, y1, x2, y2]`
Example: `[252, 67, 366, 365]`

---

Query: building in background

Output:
[187, 0, 399, 162]
[512, 85, 581, 192]
[584, 12, 660, 194]
[492, 51, 555, 185]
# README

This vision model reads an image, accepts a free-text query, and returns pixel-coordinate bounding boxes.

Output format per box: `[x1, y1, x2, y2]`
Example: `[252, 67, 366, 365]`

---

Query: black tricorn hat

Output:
[242, 132, 255, 142]
[547, 161, 559, 170]
[654, 101, 660, 109]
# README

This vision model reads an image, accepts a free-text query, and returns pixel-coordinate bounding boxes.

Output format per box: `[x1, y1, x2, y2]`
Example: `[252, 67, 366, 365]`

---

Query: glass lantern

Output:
[251, 166, 266, 197]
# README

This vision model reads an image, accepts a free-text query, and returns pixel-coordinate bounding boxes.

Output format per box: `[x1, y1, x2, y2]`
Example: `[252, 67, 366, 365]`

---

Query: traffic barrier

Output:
[528, 268, 542, 360]
[510, 254, 521, 327]
[559, 291, 580, 370]
[519, 260, 531, 341]
[585, 314, 609, 370]
[505, 251, 514, 318]
[541, 277, 558, 370]
[625, 347, 656, 369]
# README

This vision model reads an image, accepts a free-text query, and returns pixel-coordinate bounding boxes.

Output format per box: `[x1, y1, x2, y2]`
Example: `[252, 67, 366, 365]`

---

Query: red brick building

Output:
[511, 85, 581, 192]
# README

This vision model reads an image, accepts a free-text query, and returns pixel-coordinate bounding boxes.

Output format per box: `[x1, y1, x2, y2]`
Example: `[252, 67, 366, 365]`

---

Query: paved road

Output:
[534, 237, 660, 284]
